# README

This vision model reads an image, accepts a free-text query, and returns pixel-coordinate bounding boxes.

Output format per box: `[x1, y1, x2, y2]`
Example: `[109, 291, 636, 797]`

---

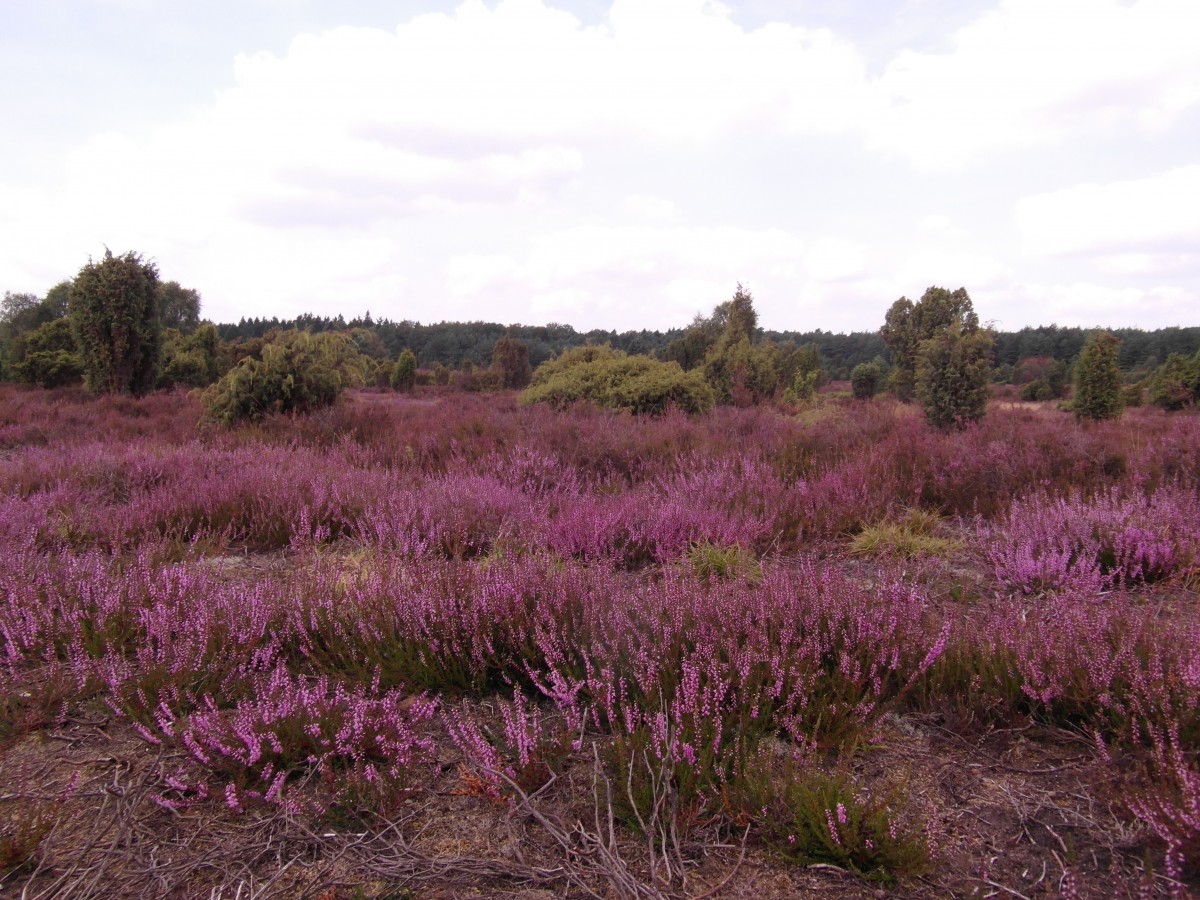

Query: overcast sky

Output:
[2, 0, 1197, 333]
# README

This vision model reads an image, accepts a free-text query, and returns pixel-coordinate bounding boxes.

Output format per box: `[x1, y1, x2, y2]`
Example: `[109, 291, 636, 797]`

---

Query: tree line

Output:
[2, 250, 1198, 426]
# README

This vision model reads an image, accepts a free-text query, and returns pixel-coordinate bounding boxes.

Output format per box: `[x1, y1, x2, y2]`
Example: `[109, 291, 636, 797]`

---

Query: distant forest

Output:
[217, 313, 1200, 381]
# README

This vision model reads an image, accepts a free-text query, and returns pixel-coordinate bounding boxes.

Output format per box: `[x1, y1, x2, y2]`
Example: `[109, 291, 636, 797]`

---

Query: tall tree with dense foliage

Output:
[1072, 331, 1123, 421]
[881, 287, 978, 402]
[68, 250, 162, 395]
[158, 281, 202, 334]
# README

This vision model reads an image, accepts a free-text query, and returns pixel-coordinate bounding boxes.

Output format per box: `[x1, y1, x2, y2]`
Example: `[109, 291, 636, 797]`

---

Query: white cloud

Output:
[1016, 164, 1200, 256]
[1, 0, 1197, 332]
[865, 0, 1200, 169]
[804, 237, 866, 282]
[991, 281, 1196, 329]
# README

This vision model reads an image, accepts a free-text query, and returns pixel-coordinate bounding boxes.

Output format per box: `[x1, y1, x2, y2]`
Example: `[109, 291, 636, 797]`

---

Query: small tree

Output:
[702, 285, 777, 405]
[491, 336, 532, 389]
[69, 250, 162, 395]
[391, 349, 417, 392]
[915, 329, 993, 429]
[1072, 331, 1123, 421]
[881, 287, 977, 402]
[158, 281, 201, 334]
[850, 361, 883, 399]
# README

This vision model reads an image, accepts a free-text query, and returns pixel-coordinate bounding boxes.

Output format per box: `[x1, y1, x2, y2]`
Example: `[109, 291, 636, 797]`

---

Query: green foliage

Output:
[881, 286, 978, 402]
[850, 361, 883, 399]
[68, 250, 162, 396]
[157, 281, 201, 334]
[735, 755, 930, 885]
[391, 349, 417, 392]
[1147, 351, 1200, 410]
[520, 344, 714, 415]
[777, 343, 824, 402]
[701, 285, 778, 405]
[686, 541, 762, 583]
[1018, 379, 1054, 401]
[915, 328, 993, 430]
[201, 330, 371, 424]
[11, 319, 83, 387]
[491, 335, 532, 389]
[159, 324, 221, 389]
[1073, 331, 1124, 421]
[1, 285, 73, 379]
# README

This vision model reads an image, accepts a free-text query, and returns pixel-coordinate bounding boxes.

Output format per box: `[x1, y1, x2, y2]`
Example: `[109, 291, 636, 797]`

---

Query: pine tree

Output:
[1072, 331, 1123, 421]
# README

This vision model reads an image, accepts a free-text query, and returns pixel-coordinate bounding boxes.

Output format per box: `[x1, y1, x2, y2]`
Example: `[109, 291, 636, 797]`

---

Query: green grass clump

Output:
[686, 541, 762, 583]
[849, 508, 959, 559]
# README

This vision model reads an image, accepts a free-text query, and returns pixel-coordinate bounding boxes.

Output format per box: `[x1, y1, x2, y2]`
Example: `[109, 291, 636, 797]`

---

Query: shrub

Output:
[391, 349, 417, 392]
[1148, 352, 1200, 411]
[915, 328, 993, 429]
[520, 345, 714, 416]
[1073, 331, 1123, 421]
[1018, 379, 1054, 402]
[491, 336, 533, 389]
[850, 362, 883, 399]
[201, 330, 370, 425]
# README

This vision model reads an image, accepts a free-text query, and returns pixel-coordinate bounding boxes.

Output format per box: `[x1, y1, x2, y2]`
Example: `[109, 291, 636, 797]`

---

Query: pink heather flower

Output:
[836, 803, 847, 825]
[826, 809, 842, 846]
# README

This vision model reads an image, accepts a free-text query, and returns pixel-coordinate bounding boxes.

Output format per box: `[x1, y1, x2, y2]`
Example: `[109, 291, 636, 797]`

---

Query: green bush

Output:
[850, 362, 883, 399]
[915, 329, 993, 429]
[11, 319, 83, 388]
[1018, 379, 1054, 402]
[520, 345, 714, 415]
[391, 349, 417, 392]
[1072, 331, 1123, 421]
[1147, 351, 1200, 410]
[201, 330, 371, 425]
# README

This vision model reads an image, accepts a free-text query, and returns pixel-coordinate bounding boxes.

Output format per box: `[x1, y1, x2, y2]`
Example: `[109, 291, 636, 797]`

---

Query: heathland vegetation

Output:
[1, 257, 1199, 897]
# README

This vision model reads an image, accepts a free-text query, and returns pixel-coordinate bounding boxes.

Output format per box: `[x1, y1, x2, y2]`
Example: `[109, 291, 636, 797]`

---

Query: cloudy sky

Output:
[2, 0, 1197, 333]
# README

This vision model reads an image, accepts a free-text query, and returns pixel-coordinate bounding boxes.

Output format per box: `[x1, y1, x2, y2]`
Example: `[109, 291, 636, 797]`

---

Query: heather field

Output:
[1, 385, 1199, 898]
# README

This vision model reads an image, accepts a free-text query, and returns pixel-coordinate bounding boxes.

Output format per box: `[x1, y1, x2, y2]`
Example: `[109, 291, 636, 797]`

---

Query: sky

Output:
[1, 0, 1198, 334]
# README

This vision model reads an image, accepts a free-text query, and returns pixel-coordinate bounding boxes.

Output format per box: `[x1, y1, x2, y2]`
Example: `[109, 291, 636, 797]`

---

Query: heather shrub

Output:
[982, 485, 1200, 593]
[171, 666, 437, 813]
[734, 754, 930, 885]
